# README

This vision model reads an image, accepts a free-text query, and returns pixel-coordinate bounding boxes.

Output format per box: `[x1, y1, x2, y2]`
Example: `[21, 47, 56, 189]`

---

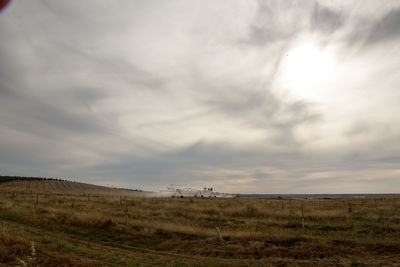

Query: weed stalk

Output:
[216, 226, 222, 242]
[216, 211, 223, 242]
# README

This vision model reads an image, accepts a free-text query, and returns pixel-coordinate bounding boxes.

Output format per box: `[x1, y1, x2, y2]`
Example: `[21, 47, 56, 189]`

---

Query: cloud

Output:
[337, 3, 400, 48]
[313, 3, 344, 34]
[245, 1, 313, 46]
[0, 1, 400, 193]
[366, 8, 400, 45]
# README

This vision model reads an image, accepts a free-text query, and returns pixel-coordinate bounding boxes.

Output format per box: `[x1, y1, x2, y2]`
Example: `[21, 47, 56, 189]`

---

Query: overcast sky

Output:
[1, 0, 400, 193]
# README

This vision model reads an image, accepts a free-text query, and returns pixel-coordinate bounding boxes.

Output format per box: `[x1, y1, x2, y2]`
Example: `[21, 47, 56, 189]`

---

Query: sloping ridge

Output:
[0, 176, 154, 197]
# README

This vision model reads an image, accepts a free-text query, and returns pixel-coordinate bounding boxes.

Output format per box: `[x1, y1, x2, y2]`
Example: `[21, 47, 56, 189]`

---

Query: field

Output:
[0, 180, 399, 266]
[0, 179, 152, 198]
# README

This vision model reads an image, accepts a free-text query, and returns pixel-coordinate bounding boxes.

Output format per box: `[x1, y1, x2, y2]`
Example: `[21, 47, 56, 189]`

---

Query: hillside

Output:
[0, 176, 153, 197]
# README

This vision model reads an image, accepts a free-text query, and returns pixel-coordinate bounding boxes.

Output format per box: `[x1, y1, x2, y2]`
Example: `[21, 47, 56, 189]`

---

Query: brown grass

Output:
[0, 180, 151, 197]
[0, 181, 399, 266]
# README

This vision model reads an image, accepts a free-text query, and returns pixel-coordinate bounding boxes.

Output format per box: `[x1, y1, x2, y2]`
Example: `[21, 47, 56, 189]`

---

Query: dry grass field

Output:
[0, 180, 399, 266]
[0, 179, 153, 197]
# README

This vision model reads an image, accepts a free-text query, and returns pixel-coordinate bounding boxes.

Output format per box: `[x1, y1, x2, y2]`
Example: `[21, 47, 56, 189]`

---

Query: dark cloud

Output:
[82, 139, 304, 187]
[245, 1, 344, 46]
[366, 8, 400, 45]
[4, 94, 105, 135]
[313, 3, 344, 34]
[77, 132, 400, 192]
[343, 7, 400, 47]
[244, 1, 311, 46]
[202, 83, 320, 146]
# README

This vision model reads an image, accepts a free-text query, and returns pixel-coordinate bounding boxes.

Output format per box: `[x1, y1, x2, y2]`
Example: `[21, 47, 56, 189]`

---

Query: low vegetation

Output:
[0, 176, 146, 197]
[0, 180, 399, 266]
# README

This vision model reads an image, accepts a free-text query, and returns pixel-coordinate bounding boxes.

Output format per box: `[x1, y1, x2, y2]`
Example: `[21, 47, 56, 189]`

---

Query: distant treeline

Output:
[0, 175, 74, 184]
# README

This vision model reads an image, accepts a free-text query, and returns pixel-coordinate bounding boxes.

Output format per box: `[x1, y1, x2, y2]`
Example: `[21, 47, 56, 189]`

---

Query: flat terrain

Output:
[0, 180, 399, 266]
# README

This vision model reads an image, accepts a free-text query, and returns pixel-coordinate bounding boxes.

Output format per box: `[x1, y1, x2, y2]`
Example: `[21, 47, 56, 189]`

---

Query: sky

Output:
[1, 0, 400, 193]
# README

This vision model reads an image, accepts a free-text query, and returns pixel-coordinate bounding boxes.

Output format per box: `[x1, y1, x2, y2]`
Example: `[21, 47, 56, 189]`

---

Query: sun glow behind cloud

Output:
[277, 41, 337, 102]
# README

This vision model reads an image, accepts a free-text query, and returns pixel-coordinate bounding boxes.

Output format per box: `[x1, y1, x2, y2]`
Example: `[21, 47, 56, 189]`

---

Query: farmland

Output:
[0, 179, 399, 266]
